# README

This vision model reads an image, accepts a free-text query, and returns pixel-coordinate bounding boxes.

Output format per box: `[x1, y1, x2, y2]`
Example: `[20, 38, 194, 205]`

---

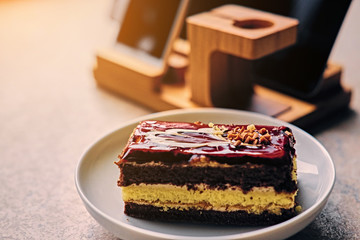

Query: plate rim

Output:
[75, 108, 335, 240]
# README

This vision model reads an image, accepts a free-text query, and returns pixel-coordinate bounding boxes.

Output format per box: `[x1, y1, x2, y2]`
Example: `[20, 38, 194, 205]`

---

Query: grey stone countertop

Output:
[0, 0, 359, 239]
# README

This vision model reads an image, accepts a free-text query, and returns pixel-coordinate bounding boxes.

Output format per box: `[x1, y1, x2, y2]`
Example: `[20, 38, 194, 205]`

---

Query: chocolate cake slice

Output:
[115, 120, 298, 225]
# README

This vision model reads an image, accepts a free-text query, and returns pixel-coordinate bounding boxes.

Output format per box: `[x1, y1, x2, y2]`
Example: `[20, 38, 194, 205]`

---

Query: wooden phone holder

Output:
[187, 5, 298, 108]
[93, 4, 351, 129]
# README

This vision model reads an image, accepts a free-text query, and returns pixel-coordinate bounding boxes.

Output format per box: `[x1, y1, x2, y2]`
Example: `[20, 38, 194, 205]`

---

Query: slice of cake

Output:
[115, 120, 298, 225]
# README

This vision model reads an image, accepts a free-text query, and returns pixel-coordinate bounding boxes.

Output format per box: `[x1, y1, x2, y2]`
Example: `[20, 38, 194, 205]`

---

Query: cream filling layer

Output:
[122, 184, 297, 215]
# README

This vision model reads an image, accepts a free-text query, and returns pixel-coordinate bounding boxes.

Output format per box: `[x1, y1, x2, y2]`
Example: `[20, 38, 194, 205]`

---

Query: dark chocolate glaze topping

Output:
[119, 121, 296, 165]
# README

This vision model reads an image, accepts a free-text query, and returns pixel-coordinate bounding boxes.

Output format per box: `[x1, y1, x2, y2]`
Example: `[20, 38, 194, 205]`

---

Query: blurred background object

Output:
[96, 0, 352, 130]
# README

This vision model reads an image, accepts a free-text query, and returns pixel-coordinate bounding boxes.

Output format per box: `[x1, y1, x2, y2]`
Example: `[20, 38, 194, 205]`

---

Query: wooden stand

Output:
[93, 4, 351, 129]
[186, 5, 298, 108]
[93, 48, 176, 111]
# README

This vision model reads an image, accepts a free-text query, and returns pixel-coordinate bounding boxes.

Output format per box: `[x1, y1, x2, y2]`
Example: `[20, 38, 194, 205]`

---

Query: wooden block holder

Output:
[93, 48, 176, 111]
[93, 5, 351, 130]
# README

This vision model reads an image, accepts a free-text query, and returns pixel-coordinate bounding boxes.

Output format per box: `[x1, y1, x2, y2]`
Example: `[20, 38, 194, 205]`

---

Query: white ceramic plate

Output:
[75, 108, 335, 240]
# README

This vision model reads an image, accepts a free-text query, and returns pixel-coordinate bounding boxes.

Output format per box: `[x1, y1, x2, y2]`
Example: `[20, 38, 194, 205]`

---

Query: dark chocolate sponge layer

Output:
[124, 202, 297, 226]
[119, 162, 297, 193]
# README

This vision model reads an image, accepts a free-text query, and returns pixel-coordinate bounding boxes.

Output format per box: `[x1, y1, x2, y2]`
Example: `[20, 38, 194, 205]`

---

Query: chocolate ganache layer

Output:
[118, 121, 296, 165]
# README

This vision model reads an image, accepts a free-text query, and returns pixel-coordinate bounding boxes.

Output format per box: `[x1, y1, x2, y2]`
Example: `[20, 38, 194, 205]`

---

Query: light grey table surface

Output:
[0, 0, 359, 239]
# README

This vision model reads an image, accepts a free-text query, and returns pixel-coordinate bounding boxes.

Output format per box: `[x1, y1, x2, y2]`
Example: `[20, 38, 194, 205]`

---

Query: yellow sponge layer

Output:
[122, 184, 297, 215]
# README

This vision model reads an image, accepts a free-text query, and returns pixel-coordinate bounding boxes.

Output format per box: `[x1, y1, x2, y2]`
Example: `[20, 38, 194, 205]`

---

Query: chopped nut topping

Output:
[259, 128, 267, 135]
[133, 135, 143, 143]
[226, 124, 272, 145]
[247, 124, 256, 132]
